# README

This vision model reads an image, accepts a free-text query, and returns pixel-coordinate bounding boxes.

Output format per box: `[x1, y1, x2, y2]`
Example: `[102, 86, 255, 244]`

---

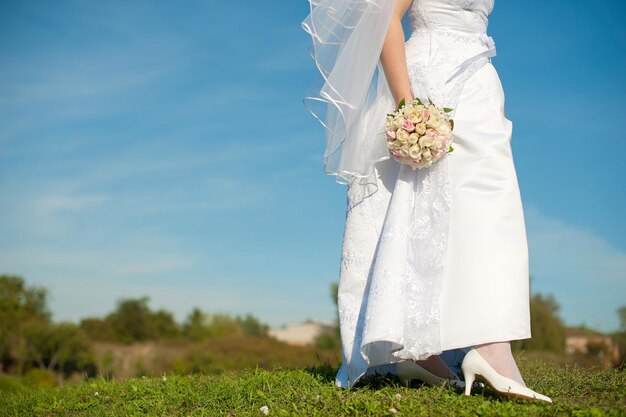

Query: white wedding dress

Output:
[335, 0, 531, 388]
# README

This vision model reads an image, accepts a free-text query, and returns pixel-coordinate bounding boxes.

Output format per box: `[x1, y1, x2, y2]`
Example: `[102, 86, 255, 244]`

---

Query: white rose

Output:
[437, 121, 451, 135]
[427, 111, 442, 128]
[388, 139, 401, 149]
[418, 159, 432, 168]
[409, 145, 421, 159]
[397, 129, 409, 143]
[408, 133, 419, 145]
[386, 115, 395, 129]
[419, 136, 434, 148]
[408, 112, 421, 124]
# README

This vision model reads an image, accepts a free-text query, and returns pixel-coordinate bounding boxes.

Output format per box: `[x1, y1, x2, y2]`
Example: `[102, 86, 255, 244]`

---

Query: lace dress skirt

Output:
[334, 60, 531, 388]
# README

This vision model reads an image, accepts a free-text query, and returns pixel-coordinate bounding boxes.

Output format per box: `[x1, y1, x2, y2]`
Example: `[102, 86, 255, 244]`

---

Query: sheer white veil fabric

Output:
[301, 0, 396, 187]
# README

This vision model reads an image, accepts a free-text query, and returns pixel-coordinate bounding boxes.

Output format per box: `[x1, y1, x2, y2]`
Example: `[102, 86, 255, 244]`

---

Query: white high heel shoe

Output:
[461, 348, 552, 403]
[396, 360, 465, 389]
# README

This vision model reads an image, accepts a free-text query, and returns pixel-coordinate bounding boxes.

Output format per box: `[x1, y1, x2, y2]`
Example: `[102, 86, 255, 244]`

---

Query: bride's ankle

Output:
[474, 341, 514, 362]
[416, 355, 456, 379]
[471, 342, 526, 387]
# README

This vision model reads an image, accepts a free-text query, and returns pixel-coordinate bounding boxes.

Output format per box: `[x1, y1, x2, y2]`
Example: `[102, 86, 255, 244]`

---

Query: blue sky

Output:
[1, 0, 624, 332]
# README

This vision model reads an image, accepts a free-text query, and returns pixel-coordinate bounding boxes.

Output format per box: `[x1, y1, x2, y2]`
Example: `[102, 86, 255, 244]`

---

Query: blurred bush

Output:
[80, 299, 269, 344]
[80, 297, 180, 343]
[512, 292, 567, 354]
[0, 373, 23, 393]
[21, 369, 57, 389]
[0, 274, 97, 379]
[611, 306, 626, 369]
[314, 282, 341, 350]
[168, 335, 339, 376]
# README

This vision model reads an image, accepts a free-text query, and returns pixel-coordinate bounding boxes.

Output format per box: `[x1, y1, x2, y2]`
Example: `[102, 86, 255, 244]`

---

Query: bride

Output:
[302, 0, 552, 403]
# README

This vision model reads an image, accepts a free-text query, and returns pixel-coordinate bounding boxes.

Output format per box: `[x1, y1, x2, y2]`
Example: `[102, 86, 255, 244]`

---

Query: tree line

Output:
[0, 274, 269, 379]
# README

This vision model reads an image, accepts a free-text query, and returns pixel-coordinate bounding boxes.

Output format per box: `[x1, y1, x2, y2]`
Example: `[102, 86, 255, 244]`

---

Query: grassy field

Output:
[1, 357, 624, 417]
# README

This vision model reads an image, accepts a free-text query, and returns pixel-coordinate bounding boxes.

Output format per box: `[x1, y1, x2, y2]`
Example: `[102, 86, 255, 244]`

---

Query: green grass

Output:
[1, 359, 624, 416]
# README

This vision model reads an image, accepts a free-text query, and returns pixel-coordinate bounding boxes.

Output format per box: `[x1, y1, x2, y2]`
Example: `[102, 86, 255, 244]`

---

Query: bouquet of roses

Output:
[385, 97, 455, 169]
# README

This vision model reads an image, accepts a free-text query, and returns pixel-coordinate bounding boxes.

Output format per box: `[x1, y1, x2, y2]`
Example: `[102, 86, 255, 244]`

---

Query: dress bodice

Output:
[402, 0, 497, 112]
[408, 0, 494, 34]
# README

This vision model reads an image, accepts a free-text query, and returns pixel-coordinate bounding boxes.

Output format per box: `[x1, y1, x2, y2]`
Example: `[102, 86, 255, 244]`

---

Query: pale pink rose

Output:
[402, 120, 415, 132]
[421, 109, 430, 122]
[426, 128, 437, 137]
[436, 134, 449, 148]
[386, 130, 397, 139]
[437, 124, 450, 135]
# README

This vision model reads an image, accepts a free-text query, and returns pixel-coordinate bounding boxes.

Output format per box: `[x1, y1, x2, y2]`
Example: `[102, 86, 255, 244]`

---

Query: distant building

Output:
[269, 320, 335, 346]
[566, 327, 620, 368]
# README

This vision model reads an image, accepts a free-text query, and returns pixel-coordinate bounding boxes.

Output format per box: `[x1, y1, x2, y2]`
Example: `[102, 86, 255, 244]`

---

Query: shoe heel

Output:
[462, 368, 475, 396]
[396, 362, 412, 387]
[461, 348, 552, 403]
[399, 375, 411, 387]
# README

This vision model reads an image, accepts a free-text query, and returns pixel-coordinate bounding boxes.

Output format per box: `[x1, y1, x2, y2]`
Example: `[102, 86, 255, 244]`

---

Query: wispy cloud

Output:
[0, 245, 195, 277]
[35, 193, 109, 213]
[525, 204, 626, 331]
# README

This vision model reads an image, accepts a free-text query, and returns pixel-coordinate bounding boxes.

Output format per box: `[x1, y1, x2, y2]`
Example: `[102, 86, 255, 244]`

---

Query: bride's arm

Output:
[380, 0, 414, 106]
